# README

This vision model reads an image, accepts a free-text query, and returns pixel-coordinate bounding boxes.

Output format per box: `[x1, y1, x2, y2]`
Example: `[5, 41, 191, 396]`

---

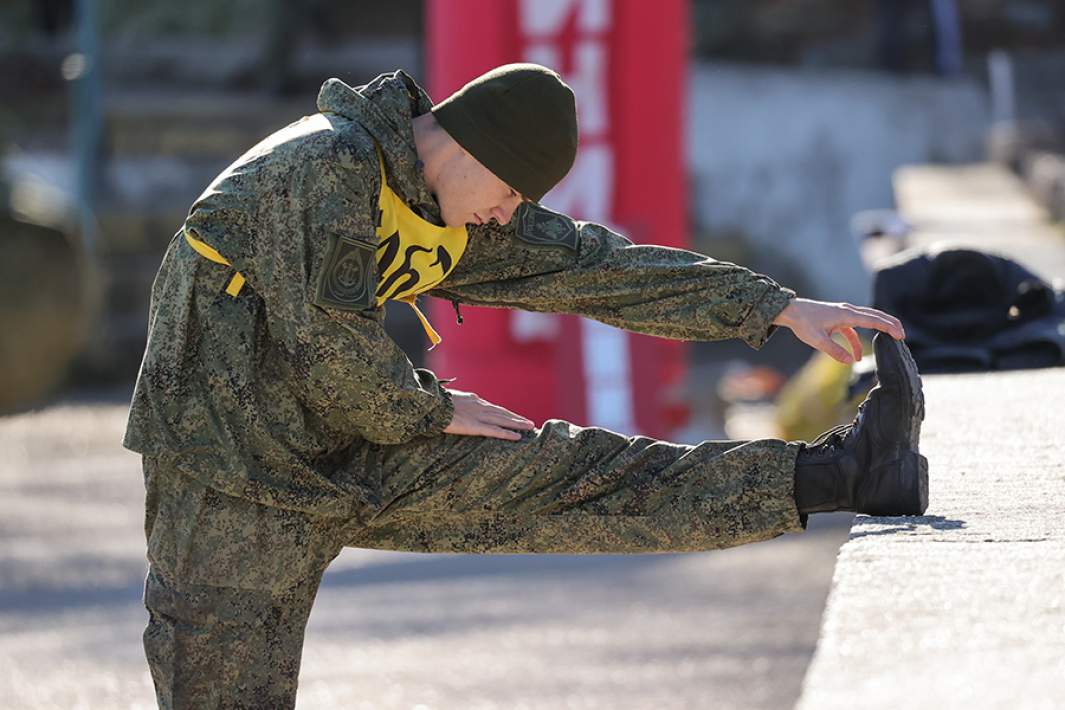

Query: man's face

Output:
[434, 148, 525, 229]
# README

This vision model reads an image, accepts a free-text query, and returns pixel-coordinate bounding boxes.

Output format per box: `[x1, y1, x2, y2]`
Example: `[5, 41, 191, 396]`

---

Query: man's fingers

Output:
[818, 335, 855, 364]
[848, 311, 896, 333]
[483, 404, 534, 426]
[485, 413, 535, 430]
[475, 405, 534, 433]
[444, 390, 537, 440]
[481, 408, 533, 426]
[843, 305, 906, 339]
[477, 423, 524, 441]
[443, 419, 525, 440]
[834, 326, 862, 361]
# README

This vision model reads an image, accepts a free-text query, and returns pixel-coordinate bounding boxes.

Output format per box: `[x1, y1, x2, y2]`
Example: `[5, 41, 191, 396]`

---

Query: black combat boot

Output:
[794, 332, 929, 516]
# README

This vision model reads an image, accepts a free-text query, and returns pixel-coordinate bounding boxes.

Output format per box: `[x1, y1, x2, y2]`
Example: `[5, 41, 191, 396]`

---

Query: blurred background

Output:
[2, 1, 1064, 708]
[3, 0, 1065, 431]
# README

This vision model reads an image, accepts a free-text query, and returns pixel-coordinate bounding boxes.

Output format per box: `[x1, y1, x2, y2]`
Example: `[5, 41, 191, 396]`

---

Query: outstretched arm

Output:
[433, 203, 905, 359]
[431, 203, 796, 350]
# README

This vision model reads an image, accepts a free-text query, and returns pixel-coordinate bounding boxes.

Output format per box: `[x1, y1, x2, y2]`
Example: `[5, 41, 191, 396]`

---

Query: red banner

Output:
[427, 0, 688, 439]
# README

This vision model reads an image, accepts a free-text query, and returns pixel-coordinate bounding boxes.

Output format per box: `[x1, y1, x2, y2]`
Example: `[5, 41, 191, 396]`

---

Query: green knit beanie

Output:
[431, 63, 579, 202]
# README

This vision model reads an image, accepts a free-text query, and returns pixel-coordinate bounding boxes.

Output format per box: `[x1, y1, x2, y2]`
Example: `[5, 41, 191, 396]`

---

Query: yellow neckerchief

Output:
[183, 147, 468, 348]
[373, 146, 468, 347]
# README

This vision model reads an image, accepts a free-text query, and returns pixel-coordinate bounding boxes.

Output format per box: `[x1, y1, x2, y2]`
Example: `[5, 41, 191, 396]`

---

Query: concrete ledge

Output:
[798, 370, 1065, 710]
[798, 164, 1065, 709]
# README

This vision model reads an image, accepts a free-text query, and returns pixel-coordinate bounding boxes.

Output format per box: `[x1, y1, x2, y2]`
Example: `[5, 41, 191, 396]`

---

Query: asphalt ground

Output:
[0, 394, 851, 710]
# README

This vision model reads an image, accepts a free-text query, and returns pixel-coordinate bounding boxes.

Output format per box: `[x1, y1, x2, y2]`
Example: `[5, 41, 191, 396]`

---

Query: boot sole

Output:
[910, 450, 929, 515]
[864, 451, 929, 516]
[874, 334, 926, 448]
[866, 335, 929, 516]
[889, 338, 928, 515]
[900, 338, 926, 447]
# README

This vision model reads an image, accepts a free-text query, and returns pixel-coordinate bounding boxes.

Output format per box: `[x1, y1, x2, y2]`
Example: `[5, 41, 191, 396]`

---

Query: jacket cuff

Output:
[737, 283, 796, 350]
[411, 368, 455, 438]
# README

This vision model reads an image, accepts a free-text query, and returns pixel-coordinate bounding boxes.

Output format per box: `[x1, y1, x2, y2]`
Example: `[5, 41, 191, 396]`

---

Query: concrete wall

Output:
[687, 63, 990, 304]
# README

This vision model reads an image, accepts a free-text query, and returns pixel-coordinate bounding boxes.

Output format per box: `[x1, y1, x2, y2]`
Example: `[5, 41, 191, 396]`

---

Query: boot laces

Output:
[808, 398, 869, 452]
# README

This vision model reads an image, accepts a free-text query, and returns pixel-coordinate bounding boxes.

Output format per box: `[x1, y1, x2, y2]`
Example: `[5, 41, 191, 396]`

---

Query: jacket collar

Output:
[317, 71, 442, 223]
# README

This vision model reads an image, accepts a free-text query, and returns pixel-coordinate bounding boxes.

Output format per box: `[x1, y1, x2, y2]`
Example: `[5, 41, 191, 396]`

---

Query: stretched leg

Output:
[141, 458, 340, 709]
[347, 420, 805, 553]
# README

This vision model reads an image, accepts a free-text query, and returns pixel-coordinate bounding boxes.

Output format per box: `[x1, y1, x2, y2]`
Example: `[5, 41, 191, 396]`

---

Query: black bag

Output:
[872, 247, 1065, 372]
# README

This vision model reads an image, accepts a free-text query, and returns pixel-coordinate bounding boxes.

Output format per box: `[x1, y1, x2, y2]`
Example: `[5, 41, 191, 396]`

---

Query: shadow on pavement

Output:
[848, 514, 967, 539]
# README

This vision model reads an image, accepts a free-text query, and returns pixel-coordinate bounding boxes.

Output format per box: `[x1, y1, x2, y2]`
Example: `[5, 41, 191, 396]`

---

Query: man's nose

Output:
[492, 197, 521, 225]
[493, 205, 514, 224]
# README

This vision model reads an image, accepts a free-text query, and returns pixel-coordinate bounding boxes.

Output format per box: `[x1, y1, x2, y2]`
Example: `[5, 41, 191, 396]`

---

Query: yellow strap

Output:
[185, 227, 437, 346]
[185, 227, 436, 350]
[225, 272, 246, 297]
[184, 229, 246, 297]
[398, 295, 441, 349]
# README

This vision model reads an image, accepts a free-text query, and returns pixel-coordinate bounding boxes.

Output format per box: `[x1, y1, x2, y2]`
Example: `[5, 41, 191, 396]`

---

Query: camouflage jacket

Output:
[123, 71, 796, 517]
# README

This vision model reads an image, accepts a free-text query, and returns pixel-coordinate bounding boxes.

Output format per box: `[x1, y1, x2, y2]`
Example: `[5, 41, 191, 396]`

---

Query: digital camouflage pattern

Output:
[142, 462, 329, 708]
[127, 70, 803, 708]
[349, 421, 803, 555]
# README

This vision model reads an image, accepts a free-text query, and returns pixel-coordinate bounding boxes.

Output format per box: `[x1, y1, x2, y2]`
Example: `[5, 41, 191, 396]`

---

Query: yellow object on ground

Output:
[775, 337, 874, 442]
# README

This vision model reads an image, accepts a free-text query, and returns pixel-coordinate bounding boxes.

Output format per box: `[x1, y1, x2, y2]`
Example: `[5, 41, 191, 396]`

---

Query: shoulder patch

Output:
[515, 204, 580, 252]
[315, 235, 377, 311]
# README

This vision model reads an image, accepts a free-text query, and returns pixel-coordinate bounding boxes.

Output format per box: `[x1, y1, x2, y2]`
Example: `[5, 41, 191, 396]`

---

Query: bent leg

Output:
[143, 567, 323, 710]
[348, 420, 805, 554]
[142, 457, 340, 709]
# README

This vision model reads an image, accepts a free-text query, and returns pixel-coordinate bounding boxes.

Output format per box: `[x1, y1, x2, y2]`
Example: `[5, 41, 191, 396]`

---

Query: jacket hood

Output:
[316, 71, 440, 220]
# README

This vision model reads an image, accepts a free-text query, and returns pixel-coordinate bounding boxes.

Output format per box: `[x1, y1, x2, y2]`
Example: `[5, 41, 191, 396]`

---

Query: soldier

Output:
[124, 64, 927, 708]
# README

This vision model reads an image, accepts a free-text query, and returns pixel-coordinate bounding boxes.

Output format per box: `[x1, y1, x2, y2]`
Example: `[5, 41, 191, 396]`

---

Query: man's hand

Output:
[772, 297, 906, 364]
[443, 389, 536, 441]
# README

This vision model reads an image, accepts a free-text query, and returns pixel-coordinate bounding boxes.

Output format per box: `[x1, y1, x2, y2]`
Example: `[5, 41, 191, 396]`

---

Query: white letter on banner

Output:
[546, 145, 636, 434]
[524, 43, 559, 73]
[568, 41, 609, 136]
[543, 144, 611, 220]
[518, 0, 634, 434]
[520, 0, 608, 36]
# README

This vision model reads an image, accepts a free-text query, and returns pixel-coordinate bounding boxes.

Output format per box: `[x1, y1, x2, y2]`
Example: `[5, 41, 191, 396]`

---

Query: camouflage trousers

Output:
[142, 419, 804, 709]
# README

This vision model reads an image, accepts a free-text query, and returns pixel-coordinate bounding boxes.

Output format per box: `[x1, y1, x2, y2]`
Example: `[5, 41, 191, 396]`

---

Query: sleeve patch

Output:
[515, 204, 580, 252]
[315, 235, 377, 311]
